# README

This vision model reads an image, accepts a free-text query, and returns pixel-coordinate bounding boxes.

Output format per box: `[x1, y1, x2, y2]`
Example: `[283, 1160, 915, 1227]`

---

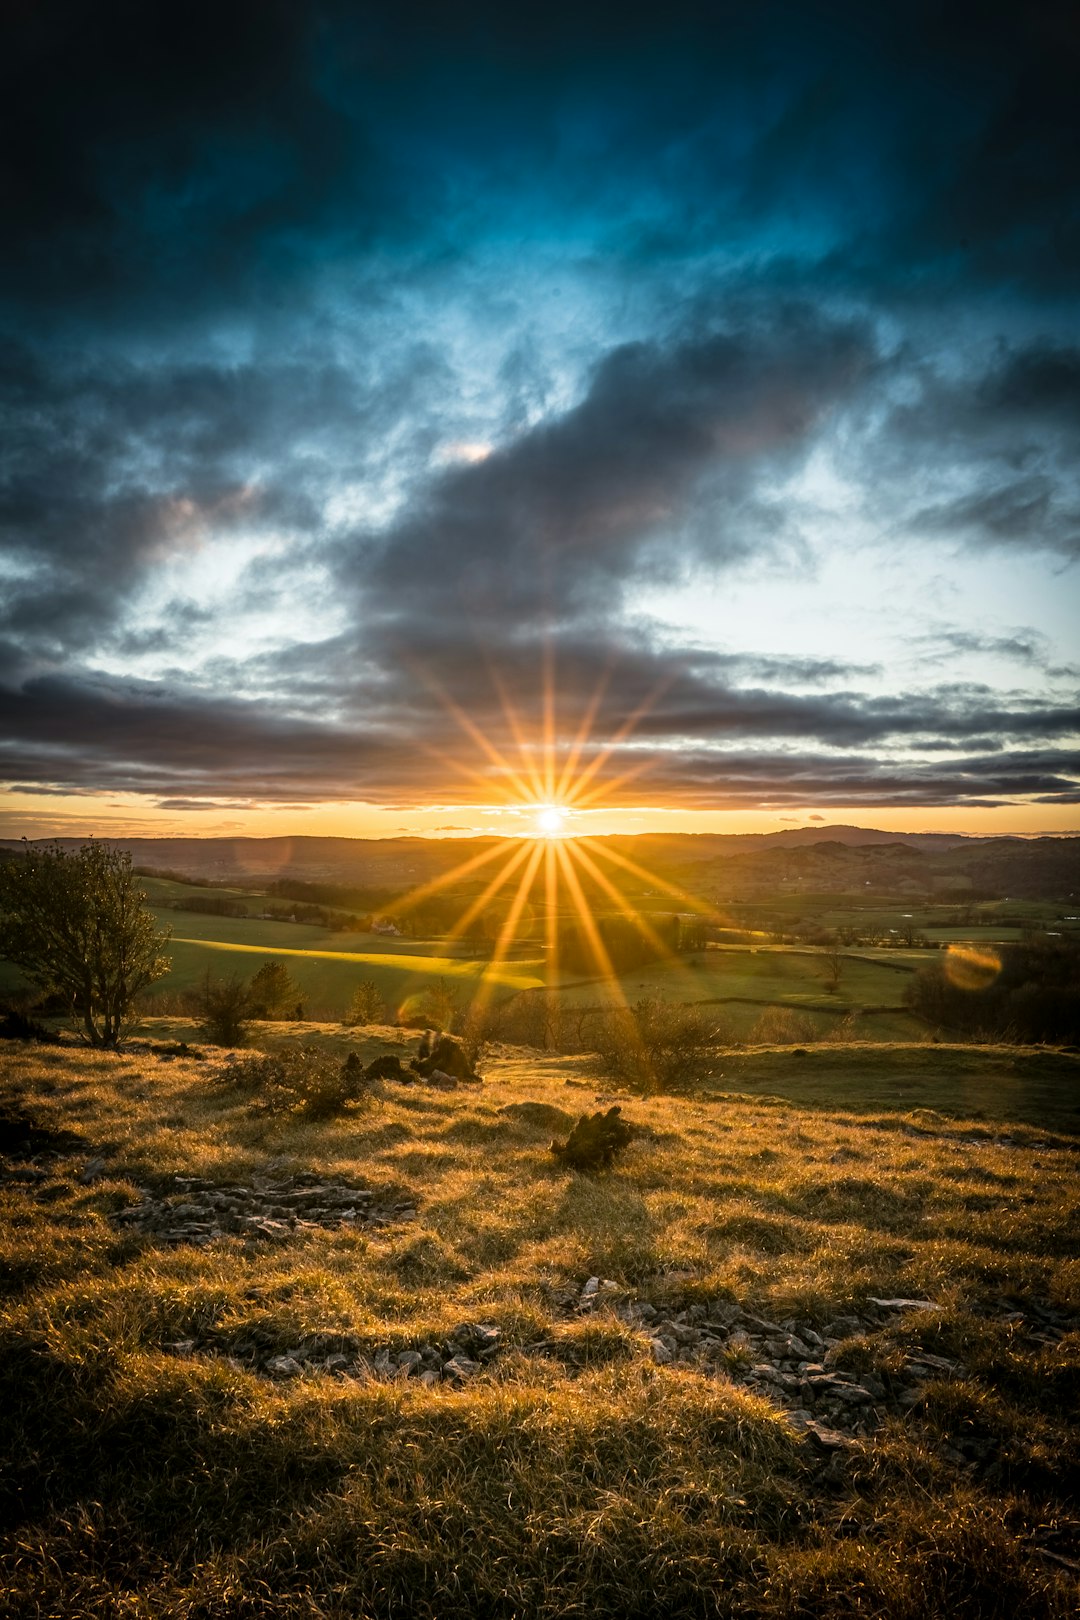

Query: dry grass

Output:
[1, 1023, 1078, 1617]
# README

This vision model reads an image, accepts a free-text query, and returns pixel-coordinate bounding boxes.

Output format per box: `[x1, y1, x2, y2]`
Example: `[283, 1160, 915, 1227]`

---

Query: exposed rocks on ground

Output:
[362, 1054, 409, 1082]
[146, 1280, 1076, 1484]
[551, 1106, 635, 1169]
[409, 1031, 482, 1086]
[112, 1172, 418, 1243]
[164, 1317, 505, 1387]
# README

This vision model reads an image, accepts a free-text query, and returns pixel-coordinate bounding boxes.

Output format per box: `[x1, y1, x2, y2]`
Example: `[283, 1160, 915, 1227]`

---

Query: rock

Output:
[363, 1054, 407, 1082]
[266, 1355, 302, 1378]
[628, 1302, 658, 1323]
[412, 1032, 482, 1084]
[419, 1370, 440, 1387]
[582, 1277, 600, 1296]
[821, 1316, 867, 1339]
[396, 1351, 423, 1374]
[551, 1107, 635, 1171]
[499, 1101, 574, 1132]
[650, 1340, 675, 1365]
[802, 1420, 855, 1451]
[867, 1297, 942, 1312]
[442, 1354, 481, 1381]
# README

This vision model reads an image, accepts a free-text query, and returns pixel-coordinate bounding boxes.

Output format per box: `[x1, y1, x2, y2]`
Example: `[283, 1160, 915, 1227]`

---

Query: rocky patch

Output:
[113, 1172, 418, 1244]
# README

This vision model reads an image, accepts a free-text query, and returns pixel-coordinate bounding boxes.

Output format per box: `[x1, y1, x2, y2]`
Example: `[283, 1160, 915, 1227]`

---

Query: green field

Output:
[140, 882, 934, 1038]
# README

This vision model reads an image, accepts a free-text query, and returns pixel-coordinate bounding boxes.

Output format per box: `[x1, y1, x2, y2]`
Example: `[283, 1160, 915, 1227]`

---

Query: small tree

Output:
[199, 971, 252, 1046]
[0, 841, 171, 1047]
[247, 958, 299, 1019]
[345, 978, 386, 1027]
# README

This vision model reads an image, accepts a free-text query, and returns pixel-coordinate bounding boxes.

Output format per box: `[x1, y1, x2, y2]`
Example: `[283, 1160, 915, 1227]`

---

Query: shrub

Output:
[749, 1007, 820, 1045]
[345, 979, 386, 1027]
[199, 972, 252, 1046]
[590, 996, 726, 1091]
[220, 1045, 370, 1117]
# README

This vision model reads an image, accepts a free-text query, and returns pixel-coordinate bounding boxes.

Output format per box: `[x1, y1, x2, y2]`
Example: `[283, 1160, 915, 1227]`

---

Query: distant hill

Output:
[1, 825, 1076, 903]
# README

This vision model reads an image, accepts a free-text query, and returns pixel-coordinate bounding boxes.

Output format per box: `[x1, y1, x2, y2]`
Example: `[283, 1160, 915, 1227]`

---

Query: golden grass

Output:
[0, 1027, 1078, 1617]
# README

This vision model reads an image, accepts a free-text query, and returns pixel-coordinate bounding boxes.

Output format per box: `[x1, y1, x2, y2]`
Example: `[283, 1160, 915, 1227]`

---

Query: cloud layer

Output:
[1, 2, 1078, 823]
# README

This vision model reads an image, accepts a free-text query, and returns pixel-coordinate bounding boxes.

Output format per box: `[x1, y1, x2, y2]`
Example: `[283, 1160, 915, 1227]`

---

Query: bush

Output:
[590, 997, 726, 1091]
[748, 1007, 821, 1045]
[905, 937, 1080, 1043]
[199, 972, 252, 1046]
[220, 1045, 370, 1117]
[345, 979, 386, 1027]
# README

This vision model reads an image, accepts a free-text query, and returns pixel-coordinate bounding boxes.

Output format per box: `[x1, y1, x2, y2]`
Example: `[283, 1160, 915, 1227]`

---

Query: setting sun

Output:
[535, 804, 568, 838]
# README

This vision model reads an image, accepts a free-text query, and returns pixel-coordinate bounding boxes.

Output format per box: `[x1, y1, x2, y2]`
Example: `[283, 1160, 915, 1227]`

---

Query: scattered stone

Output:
[803, 1420, 856, 1451]
[266, 1355, 302, 1378]
[650, 1339, 675, 1365]
[111, 1173, 416, 1245]
[868, 1297, 942, 1312]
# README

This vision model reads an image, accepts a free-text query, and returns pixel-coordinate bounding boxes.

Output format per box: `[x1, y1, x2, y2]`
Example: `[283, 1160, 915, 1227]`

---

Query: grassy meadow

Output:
[1, 1023, 1078, 1617]
[113, 872, 937, 1042]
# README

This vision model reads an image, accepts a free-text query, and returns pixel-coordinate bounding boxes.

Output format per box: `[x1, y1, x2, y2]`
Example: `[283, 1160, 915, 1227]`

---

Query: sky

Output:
[1, 0, 1078, 843]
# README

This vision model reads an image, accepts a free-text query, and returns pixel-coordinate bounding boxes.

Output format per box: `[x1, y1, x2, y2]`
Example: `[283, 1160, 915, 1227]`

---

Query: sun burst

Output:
[383, 647, 715, 1049]
[534, 804, 568, 838]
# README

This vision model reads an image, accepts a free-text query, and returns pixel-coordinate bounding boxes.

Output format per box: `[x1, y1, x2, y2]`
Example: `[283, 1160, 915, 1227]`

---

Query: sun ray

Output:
[553, 661, 612, 805]
[469, 838, 546, 1023]
[389, 837, 512, 920]
[561, 671, 677, 808]
[567, 837, 699, 989]
[542, 634, 557, 802]
[544, 837, 559, 985]
[444, 838, 535, 945]
[406, 656, 536, 804]
[569, 752, 659, 811]
[486, 662, 548, 805]
[580, 837, 717, 916]
[554, 840, 632, 1013]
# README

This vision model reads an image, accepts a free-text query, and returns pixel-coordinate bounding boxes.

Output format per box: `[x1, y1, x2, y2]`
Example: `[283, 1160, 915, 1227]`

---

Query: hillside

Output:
[3, 828, 1078, 904]
[1, 1028, 1077, 1618]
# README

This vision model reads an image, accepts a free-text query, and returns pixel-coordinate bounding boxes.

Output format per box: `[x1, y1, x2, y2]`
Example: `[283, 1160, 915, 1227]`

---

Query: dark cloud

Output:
[0, 3, 1077, 824]
[1, 660, 1076, 812]
[867, 342, 1080, 558]
[349, 307, 875, 634]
